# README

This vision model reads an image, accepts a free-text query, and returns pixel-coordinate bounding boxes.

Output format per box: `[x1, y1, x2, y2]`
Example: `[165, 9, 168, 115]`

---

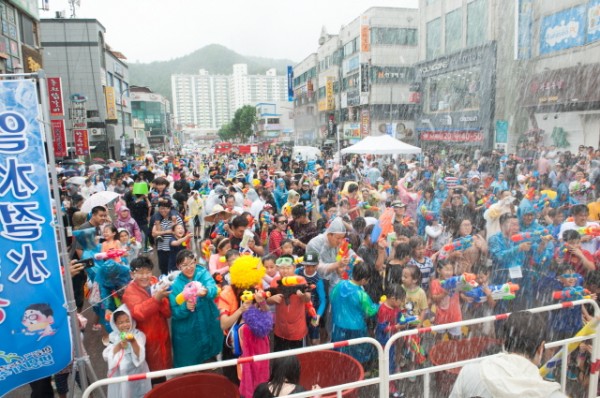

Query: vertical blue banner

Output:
[287, 65, 294, 102]
[587, 0, 600, 44]
[0, 80, 71, 395]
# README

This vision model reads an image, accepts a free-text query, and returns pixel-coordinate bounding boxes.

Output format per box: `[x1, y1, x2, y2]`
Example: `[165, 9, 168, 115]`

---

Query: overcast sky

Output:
[41, 0, 418, 64]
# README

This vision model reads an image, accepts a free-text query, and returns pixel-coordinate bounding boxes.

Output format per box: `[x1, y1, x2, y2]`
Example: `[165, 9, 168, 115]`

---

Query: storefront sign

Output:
[73, 129, 89, 155]
[46, 77, 64, 117]
[360, 63, 369, 93]
[371, 66, 415, 83]
[326, 78, 335, 110]
[0, 79, 70, 396]
[360, 24, 370, 52]
[420, 130, 484, 142]
[287, 66, 294, 102]
[540, 5, 586, 55]
[360, 109, 370, 136]
[588, 0, 600, 43]
[104, 86, 117, 121]
[50, 120, 67, 157]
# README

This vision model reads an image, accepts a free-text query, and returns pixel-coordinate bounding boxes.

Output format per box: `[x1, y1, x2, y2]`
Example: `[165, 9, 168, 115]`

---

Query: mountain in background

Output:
[128, 44, 296, 103]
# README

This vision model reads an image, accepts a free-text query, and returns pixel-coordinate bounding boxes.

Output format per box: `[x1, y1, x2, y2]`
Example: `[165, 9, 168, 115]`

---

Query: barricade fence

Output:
[82, 299, 600, 398]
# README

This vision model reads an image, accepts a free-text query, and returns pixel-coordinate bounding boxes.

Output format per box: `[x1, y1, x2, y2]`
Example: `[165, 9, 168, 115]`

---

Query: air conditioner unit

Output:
[91, 128, 102, 136]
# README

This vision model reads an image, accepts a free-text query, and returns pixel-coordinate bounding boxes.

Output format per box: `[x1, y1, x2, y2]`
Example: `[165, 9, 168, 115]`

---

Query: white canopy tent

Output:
[341, 134, 421, 155]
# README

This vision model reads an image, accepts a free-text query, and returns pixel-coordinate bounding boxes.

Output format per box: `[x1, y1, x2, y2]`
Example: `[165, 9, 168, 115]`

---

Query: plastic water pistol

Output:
[577, 225, 600, 237]
[286, 227, 295, 240]
[120, 332, 134, 342]
[201, 239, 212, 262]
[442, 236, 473, 252]
[240, 288, 271, 303]
[440, 273, 478, 294]
[150, 270, 180, 296]
[175, 281, 204, 310]
[464, 282, 520, 303]
[359, 201, 379, 211]
[510, 229, 550, 243]
[553, 286, 591, 301]
[94, 248, 128, 260]
[336, 239, 351, 262]
[398, 313, 419, 325]
[268, 275, 315, 305]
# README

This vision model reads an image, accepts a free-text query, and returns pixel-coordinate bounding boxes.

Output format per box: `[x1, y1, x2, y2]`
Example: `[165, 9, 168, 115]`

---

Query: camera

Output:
[75, 258, 95, 269]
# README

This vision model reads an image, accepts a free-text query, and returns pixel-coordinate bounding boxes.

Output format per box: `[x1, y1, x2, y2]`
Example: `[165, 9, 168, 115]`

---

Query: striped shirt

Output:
[157, 215, 183, 251]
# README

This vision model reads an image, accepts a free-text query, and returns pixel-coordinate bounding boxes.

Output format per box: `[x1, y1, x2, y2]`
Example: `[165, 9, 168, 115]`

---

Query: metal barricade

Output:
[82, 299, 600, 398]
[82, 337, 385, 398]
[383, 299, 600, 398]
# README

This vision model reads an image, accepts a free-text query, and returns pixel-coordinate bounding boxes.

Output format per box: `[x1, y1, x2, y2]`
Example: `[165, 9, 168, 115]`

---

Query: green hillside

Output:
[128, 44, 295, 102]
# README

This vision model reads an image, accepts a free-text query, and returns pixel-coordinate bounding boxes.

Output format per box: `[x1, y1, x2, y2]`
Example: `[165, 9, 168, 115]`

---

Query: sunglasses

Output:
[561, 273, 579, 279]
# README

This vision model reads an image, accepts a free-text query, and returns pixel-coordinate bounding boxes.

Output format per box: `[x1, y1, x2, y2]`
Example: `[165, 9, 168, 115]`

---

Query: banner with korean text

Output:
[0, 79, 71, 396]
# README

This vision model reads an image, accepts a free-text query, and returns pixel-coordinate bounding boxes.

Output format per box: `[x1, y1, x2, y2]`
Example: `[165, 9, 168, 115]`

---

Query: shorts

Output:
[306, 314, 322, 340]
[193, 216, 201, 227]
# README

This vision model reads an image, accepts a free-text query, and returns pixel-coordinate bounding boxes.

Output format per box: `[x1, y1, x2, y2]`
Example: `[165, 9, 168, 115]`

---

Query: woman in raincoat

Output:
[169, 249, 222, 367]
[102, 304, 152, 398]
[273, 178, 288, 213]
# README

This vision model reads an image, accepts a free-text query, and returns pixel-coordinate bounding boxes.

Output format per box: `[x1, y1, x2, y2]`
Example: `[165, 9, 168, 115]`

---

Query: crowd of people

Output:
[46, 144, 600, 397]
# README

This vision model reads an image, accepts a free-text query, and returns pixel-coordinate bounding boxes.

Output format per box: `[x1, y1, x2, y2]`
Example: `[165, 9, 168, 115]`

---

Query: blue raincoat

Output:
[273, 178, 288, 212]
[551, 183, 578, 217]
[417, 197, 440, 236]
[169, 265, 222, 367]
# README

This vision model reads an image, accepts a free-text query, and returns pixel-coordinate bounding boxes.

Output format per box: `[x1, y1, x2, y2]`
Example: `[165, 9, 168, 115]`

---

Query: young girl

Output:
[407, 236, 434, 291]
[168, 224, 193, 273]
[279, 239, 295, 258]
[103, 305, 152, 398]
[384, 243, 411, 291]
[429, 254, 463, 339]
[101, 224, 123, 263]
[118, 229, 140, 264]
[238, 306, 273, 398]
[209, 237, 231, 277]
[400, 265, 429, 376]
[261, 254, 279, 290]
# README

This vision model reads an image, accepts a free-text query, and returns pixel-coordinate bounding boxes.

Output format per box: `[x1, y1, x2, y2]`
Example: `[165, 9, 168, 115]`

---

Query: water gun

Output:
[577, 225, 600, 237]
[336, 239, 351, 262]
[210, 220, 228, 239]
[119, 332, 134, 342]
[240, 288, 271, 303]
[201, 239, 212, 262]
[440, 273, 478, 294]
[552, 286, 591, 301]
[358, 201, 379, 211]
[175, 281, 204, 310]
[306, 301, 319, 326]
[533, 194, 550, 211]
[477, 194, 496, 209]
[260, 212, 272, 226]
[239, 229, 255, 254]
[510, 229, 550, 243]
[150, 270, 181, 296]
[268, 275, 315, 305]
[400, 216, 413, 227]
[408, 335, 426, 364]
[286, 227, 295, 240]
[341, 254, 361, 280]
[181, 233, 192, 248]
[94, 248, 128, 260]
[464, 282, 520, 303]
[442, 236, 473, 252]
[398, 314, 419, 326]
[524, 187, 536, 201]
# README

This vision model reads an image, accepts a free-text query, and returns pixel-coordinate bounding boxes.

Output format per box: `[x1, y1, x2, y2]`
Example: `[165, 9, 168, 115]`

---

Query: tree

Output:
[218, 105, 257, 142]
[218, 122, 235, 141]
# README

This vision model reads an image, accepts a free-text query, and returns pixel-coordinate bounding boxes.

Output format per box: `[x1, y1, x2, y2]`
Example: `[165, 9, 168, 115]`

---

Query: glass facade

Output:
[424, 66, 482, 113]
[426, 17, 442, 60]
[445, 8, 462, 54]
[371, 27, 418, 46]
[132, 101, 167, 134]
[467, 0, 486, 47]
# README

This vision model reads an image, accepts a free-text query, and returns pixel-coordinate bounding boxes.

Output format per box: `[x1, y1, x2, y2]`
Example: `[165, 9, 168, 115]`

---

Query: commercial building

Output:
[0, 0, 43, 75]
[130, 86, 173, 154]
[171, 64, 289, 135]
[40, 17, 132, 159]
[293, 7, 420, 147]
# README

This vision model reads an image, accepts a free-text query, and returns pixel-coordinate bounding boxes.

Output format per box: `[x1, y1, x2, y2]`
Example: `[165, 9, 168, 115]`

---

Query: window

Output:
[423, 66, 482, 113]
[467, 0, 486, 47]
[371, 27, 418, 46]
[343, 38, 358, 57]
[445, 9, 462, 54]
[19, 15, 37, 47]
[426, 18, 442, 60]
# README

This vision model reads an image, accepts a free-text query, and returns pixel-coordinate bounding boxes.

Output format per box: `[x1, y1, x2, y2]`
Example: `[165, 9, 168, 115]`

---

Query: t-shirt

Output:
[156, 215, 183, 252]
[407, 256, 434, 291]
[430, 278, 462, 325]
[403, 286, 428, 317]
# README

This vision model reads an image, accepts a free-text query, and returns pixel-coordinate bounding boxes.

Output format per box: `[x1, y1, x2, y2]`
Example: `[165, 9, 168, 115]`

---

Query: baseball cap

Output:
[302, 252, 319, 266]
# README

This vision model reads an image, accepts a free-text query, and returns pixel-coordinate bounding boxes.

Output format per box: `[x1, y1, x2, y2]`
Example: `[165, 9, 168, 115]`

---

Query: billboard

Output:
[0, 80, 71, 396]
[540, 5, 586, 55]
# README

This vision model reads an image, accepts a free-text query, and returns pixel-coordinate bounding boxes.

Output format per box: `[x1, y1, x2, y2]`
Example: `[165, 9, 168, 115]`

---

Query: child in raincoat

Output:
[103, 305, 152, 398]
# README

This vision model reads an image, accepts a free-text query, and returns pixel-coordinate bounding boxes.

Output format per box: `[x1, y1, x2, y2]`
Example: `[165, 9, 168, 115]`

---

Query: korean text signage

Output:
[73, 129, 90, 156]
[50, 120, 67, 157]
[46, 78, 64, 117]
[540, 5, 586, 55]
[0, 80, 71, 396]
[326, 78, 335, 110]
[360, 109, 370, 136]
[420, 130, 484, 142]
[104, 86, 117, 121]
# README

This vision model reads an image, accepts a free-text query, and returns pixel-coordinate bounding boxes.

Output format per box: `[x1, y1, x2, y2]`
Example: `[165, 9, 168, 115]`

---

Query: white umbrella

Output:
[81, 191, 120, 213]
[89, 164, 104, 171]
[66, 176, 87, 185]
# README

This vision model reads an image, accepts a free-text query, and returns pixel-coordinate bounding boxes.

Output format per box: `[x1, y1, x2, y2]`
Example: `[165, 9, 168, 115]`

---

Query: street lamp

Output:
[120, 88, 130, 158]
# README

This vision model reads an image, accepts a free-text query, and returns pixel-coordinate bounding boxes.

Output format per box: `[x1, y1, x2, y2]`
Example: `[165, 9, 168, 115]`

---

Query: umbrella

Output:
[62, 169, 79, 177]
[61, 159, 80, 165]
[92, 158, 106, 163]
[81, 191, 120, 213]
[66, 176, 87, 185]
[89, 164, 104, 171]
[109, 161, 123, 168]
[107, 159, 116, 164]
